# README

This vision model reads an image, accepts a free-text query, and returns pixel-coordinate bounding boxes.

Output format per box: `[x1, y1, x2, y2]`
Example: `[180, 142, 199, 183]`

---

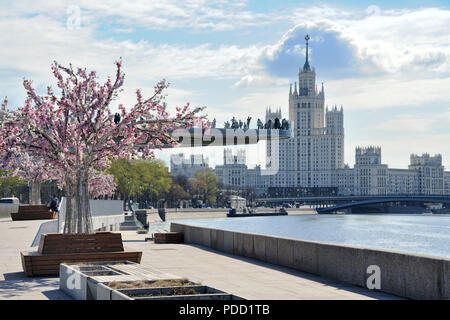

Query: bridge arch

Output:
[316, 197, 450, 214]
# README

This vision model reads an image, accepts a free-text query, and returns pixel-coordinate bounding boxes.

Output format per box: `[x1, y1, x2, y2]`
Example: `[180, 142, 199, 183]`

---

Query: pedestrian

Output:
[274, 118, 280, 129]
[257, 119, 263, 129]
[49, 197, 59, 213]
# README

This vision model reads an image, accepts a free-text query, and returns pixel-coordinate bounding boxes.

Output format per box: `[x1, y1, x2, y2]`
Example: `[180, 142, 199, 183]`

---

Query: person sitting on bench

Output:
[49, 197, 59, 213]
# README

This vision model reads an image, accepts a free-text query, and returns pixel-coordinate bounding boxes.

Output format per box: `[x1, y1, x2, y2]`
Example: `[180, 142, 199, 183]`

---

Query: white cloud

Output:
[2, 2, 450, 171]
[369, 116, 435, 132]
[0, 0, 272, 32]
[298, 7, 450, 74]
[326, 75, 450, 110]
[234, 74, 289, 88]
[113, 27, 134, 34]
[0, 13, 265, 110]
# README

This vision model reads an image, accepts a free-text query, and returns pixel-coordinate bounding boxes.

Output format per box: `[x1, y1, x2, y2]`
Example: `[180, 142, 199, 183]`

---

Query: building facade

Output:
[181, 35, 450, 197]
[265, 35, 344, 190]
[408, 154, 444, 195]
[241, 35, 450, 196]
[214, 149, 248, 188]
[170, 153, 210, 179]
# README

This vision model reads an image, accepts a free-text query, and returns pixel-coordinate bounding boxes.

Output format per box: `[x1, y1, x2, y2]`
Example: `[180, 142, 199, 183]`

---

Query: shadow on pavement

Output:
[183, 244, 404, 300]
[0, 272, 66, 299]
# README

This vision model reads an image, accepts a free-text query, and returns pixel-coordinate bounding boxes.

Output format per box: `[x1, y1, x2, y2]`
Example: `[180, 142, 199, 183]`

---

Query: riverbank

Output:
[0, 217, 399, 300]
[170, 221, 450, 300]
[145, 207, 316, 224]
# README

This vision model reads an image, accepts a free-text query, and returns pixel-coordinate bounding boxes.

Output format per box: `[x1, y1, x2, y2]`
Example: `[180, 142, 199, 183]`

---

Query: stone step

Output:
[119, 225, 140, 231]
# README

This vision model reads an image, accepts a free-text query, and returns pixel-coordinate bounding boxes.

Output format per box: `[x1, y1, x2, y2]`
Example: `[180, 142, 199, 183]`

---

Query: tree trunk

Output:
[64, 175, 75, 234]
[82, 169, 92, 234]
[29, 181, 41, 205]
[63, 169, 93, 234]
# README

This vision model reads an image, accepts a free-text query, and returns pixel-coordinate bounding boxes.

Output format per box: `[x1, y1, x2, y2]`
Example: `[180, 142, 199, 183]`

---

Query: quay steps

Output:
[120, 214, 143, 231]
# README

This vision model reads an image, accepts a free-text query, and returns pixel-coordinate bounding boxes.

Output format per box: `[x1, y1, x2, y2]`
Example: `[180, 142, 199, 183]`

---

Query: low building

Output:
[212, 147, 450, 197]
[214, 149, 248, 188]
[353, 146, 388, 196]
[444, 171, 450, 195]
[387, 169, 420, 195]
[408, 154, 444, 195]
[170, 153, 210, 179]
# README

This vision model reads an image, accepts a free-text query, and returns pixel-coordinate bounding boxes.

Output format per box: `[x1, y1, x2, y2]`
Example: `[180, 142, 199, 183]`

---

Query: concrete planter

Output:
[60, 261, 244, 300]
[60, 261, 137, 300]
[96, 282, 114, 300]
[60, 263, 122, 300]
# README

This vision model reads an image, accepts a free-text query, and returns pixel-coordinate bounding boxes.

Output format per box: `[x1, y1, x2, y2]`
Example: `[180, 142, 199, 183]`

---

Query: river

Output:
[168, 214, 450, 258]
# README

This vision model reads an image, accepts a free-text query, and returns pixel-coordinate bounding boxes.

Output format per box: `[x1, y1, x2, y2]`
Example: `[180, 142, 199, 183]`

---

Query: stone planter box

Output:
[60, 261, 244, 300]
[154, 232, 183, 244]
[60, 261, 136, 300]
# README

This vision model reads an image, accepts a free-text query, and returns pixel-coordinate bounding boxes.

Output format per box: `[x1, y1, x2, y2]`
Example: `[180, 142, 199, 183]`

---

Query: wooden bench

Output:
[21, 232, 142, 276]
[11, 205, 58, 221]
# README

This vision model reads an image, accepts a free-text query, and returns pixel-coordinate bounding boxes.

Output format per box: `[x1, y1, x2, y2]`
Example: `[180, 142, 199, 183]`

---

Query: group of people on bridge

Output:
[216, 117, 290, 130]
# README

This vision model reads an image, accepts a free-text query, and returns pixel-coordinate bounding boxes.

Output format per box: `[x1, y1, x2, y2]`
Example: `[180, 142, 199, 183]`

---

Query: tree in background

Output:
[166, 174, 191, 208]
[173, 174, 191, 192]
[108, 158, 171, 210]
[0, 60, 207, 234]
[189, 177, 207, 207]
[168, 183, 190, 208]
[4, 153, 54, 205]
[108, 159, 136, 210]
[1, 98, 54, 204]
[216, 181, 233, 207]
[0, 170, 28, 200]
[135, 159, 171, 208]
[192, 169, 219, 206]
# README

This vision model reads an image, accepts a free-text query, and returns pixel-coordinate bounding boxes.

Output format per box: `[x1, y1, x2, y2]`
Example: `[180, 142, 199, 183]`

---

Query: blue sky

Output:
[1, 0, 450, 170]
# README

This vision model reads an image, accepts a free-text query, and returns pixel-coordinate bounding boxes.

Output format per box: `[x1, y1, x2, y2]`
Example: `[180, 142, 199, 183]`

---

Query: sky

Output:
[1, 0, 450, 170]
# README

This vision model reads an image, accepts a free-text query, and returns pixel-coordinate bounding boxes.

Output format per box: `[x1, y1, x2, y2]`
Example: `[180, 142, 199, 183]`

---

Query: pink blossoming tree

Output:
[6, 152, 53, 205]
[0, 60, 207, 234]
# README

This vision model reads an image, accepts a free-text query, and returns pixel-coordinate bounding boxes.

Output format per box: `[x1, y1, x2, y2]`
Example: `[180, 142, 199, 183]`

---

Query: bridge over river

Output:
[256, 195, 450, 214]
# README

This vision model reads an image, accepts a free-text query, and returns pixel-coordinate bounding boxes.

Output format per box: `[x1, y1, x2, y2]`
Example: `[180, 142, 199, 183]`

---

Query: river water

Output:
[168, 214, 450, 258]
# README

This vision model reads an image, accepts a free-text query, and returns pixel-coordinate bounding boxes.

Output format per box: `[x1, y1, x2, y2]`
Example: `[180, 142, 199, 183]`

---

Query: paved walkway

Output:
[0, 218, 70, 299]
[0, 218, 401, 300]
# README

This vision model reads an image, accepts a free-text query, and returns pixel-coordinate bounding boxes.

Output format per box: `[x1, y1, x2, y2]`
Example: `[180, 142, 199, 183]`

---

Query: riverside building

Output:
[170, 153, 210, 179]
[214, 35, 450, 197]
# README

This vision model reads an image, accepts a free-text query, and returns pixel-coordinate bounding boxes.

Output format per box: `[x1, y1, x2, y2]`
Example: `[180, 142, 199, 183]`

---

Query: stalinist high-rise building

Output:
[266, 35, 344, 189]
[210, 34, 449, 196]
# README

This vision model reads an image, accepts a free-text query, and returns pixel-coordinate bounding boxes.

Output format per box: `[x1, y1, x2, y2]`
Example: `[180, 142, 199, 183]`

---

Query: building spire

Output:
[303, 34, 311, 71]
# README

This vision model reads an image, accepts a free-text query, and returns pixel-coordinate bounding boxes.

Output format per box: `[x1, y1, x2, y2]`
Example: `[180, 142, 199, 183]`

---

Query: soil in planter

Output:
[83, 270, 121, 276]
[107, 278, 198, 289]
[72, 261, 129, 267]
[129, 287, 200, 298]
[79, 266, 109, 272]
